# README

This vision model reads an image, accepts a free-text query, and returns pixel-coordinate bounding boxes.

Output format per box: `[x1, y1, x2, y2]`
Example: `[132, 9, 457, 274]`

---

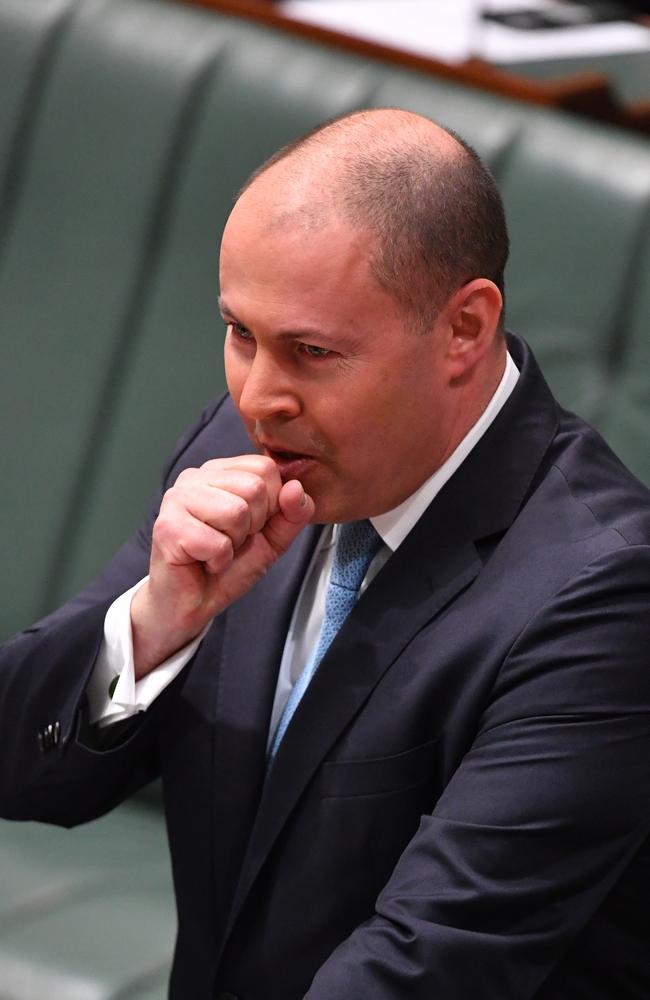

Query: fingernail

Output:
[299, 486, 307, 507]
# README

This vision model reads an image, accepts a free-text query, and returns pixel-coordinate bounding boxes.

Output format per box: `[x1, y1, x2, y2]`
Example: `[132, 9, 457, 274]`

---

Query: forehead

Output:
[219, 174, 416, 340]
[223, 178, 349, 251]
[221, 201, 381, 307]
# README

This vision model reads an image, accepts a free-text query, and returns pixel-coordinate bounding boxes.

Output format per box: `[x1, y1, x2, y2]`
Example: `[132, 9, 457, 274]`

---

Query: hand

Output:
[130, 455, 314, 678]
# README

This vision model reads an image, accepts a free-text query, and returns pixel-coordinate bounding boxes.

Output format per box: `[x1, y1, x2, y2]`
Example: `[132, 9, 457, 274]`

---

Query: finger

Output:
[162, 467, 273, 552]
[279, 479, 315, 524]
[178, 457, 282, 528]
[200, 454, 282, 510]
[199, 470, 273, 535]
[262, 480, 315, 556]
[172, 483, 252, 550]
[153, 515, 234, 572]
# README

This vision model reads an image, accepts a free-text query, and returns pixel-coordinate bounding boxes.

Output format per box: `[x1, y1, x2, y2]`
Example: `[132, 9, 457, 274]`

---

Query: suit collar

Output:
[442, 331, 559, 541]
[371, 348, 519, 551]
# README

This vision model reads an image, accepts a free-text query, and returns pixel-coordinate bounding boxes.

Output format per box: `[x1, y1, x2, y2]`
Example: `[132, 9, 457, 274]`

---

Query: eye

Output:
[229, 321, 253, 342]
[302, 343, 331, 359]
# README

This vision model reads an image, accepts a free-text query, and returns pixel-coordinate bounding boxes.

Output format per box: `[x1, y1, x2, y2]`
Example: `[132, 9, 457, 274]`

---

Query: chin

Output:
[309, 494, 371, 525]
[303, 470, 384, 524]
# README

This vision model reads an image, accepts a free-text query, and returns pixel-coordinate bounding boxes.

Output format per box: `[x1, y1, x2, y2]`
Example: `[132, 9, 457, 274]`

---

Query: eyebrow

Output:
[218, 297, 355, 348]
[218, 296, 234, 321]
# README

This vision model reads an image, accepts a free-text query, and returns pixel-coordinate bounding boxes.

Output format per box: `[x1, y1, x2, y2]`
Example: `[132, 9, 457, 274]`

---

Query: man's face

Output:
[219, 202, 458, 523]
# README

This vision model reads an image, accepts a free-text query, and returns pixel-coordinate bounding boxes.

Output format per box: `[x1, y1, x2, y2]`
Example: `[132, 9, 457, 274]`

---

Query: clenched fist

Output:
[131, 455, 314, 678]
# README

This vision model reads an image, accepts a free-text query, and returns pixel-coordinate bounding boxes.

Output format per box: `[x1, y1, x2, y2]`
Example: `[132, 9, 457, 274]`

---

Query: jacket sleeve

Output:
[305, 545, 650, 999]
[0, 395, 228, 826]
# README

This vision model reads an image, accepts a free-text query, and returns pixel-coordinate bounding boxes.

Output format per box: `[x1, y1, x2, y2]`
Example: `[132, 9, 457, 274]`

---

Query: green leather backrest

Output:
[1, 0, 649, 639]
[600, 223, 650, 480]
[502, 117, 650, 423]
[0, 0, 77, 207]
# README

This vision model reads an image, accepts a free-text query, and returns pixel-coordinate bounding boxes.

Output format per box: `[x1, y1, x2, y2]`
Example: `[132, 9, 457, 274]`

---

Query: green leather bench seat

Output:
[0, 801, 174, 998]
[0, 0, 649, 996]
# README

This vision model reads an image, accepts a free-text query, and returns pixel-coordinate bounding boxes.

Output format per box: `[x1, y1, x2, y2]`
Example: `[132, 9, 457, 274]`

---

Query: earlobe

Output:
[445, 279, 503, 379]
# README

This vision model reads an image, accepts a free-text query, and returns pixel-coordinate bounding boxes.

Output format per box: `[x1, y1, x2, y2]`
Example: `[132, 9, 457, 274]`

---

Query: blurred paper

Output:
[482, 19, 650, 60]
[279, 1, 650, 63]
[280, 0, 484, 63]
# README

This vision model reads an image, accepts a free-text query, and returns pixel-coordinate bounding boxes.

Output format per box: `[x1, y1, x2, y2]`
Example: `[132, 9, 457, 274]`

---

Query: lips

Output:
[266, 447, 309, 462]
[258, 441, 316, 481]
[257, 438, 314, 461]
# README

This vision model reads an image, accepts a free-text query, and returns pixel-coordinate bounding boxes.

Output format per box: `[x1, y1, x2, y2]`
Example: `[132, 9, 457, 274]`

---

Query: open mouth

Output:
[262, 446, 315, 479]
[267, 449, 307, 462]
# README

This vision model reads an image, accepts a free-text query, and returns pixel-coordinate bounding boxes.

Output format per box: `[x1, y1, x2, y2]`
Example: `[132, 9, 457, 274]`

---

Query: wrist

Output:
[130, 583, 206, 680]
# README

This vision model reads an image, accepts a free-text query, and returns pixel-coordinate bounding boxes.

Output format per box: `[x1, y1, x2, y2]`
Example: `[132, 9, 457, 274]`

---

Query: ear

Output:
[441, 279, 503, 380]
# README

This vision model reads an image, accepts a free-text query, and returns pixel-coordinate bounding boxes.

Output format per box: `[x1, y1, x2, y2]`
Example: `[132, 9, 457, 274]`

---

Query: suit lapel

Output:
[206, 522, 320, 927]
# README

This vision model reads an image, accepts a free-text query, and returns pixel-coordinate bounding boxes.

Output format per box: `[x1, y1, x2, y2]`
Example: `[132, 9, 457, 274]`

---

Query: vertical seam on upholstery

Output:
[602, 196, 650, 395]
[0, 0, 82, 273]
[39, 32, 228, 615]
[592, 195, 650, 439]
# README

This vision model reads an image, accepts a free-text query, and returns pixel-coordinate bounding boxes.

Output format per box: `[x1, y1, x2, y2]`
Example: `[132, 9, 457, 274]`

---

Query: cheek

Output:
[313, 391, 370, 451]
[351, 383, 430, 461]
[327, 404, 388, 471]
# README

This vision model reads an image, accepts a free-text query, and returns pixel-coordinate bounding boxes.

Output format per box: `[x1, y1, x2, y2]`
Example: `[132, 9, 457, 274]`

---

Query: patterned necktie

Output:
[268, 519, 382, 759]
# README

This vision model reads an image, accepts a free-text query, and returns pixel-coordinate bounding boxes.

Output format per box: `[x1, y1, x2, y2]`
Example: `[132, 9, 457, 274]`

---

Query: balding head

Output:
[236, 109, 509, 333]
[220, 110, 508, 520]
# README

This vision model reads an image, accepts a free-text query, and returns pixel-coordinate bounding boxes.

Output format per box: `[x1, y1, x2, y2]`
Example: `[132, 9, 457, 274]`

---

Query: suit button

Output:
[37, 721, 61, 753]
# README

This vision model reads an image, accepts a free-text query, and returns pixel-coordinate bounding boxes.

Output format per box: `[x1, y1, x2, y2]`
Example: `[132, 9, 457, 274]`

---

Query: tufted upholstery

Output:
[0, 0, 649, 995]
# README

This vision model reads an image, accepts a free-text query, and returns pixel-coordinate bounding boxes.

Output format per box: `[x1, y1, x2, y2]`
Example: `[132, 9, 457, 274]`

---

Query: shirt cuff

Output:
[86, 577, 211, 727]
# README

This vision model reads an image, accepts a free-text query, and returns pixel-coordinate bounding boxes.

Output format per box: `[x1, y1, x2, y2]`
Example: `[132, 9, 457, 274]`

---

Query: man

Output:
[1, 109, 650, 999]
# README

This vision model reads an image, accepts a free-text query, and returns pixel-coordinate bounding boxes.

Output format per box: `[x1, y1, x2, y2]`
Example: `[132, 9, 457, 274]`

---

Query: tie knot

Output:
[331, 519, 382, 593]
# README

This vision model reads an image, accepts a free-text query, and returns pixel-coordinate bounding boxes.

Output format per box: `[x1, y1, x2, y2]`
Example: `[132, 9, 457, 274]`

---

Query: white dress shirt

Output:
[87, 353, 519, 731]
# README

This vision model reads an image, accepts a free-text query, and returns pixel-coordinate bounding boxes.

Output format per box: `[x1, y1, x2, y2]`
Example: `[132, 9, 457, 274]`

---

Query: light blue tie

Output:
[268, 519, 382, 760]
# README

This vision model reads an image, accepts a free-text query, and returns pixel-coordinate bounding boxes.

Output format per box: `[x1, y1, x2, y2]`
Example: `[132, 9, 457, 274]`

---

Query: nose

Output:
[236, 348, 301, 423]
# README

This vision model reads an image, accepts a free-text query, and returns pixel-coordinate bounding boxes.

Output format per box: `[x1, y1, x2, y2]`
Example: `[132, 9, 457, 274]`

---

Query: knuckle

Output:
[247, 454, 275, 477]
[214, 531, 234, 561]
[174, 466, 198, 486]
[228, 495, 250, 529]
[261, 455, 279, 476]
[200, 457, 228, 477]
[185, 523, 210, 556]
[248, 475, 268, 502]
[153, 515, 179, 550]
[159, 486, 175, 511]
[235, 472, 267, 507]
[159, 488, 186, 519]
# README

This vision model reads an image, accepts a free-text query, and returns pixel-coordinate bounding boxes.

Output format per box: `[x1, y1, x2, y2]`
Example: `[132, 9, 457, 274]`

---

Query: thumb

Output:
[262, 479, 315, 556]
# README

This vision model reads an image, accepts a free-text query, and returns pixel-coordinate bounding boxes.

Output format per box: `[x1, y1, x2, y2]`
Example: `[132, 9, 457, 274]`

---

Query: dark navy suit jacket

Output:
[2, 334, 650, 999]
